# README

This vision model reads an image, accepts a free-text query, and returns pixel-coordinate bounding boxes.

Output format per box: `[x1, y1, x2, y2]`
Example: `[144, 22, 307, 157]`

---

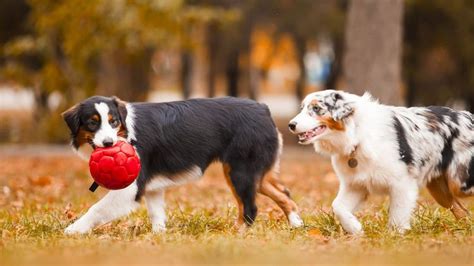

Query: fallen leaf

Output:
[29, 175, 53, 187]
[11, 200, 23, 208]
[63, 202, 76, 219]
[308, 228, 322, 236]
[2, 229, 11, 239]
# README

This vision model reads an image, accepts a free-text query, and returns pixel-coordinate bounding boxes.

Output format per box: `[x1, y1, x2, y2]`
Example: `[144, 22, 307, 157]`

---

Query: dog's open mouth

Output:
[298, 125, 327, 143]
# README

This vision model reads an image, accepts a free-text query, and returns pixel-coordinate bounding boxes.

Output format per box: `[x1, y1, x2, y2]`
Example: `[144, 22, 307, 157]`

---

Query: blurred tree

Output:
[98, 48, 154, 102]
[197, 0, 345, 100]
[1, 0, 235, 141]
[186, 0, 250, 98]
[180, 50, 193, 99]
[179, 0, 239, 98]
[206, 21, 219, 97]
[2, 0, 197, 102]
[258, 0, 346, 100]
[0, 0, 30, 45]
[405, 0, 474, 111]
[343, 0, 404, 105]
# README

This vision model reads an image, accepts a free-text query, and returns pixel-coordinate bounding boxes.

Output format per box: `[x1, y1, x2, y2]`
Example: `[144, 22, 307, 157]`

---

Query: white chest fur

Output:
[331, 155, 395, 194]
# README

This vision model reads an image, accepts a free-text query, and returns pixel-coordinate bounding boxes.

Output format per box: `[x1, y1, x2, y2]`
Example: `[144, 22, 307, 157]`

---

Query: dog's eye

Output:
[110, 119, 119, 128]
[87, 120, 99, 131]
[312, 106, 321, 113]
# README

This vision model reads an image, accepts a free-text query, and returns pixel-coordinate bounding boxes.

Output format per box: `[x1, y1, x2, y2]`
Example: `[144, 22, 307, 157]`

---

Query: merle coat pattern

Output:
[289, 90, 473, 234]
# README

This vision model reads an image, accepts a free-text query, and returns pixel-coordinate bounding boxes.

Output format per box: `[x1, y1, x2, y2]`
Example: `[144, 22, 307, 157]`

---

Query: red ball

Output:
[89, 141, 141, 190]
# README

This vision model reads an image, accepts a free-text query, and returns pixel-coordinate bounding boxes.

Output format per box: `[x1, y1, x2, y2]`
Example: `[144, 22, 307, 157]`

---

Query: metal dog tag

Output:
[348, 158, 358, 168]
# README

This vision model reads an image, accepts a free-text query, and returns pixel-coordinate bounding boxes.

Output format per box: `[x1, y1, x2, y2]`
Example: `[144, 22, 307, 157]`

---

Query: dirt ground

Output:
[0, 145, 473, 265]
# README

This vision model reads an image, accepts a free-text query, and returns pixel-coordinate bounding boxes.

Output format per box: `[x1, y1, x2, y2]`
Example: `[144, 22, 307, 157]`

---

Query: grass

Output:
[0, 146, 473, 265]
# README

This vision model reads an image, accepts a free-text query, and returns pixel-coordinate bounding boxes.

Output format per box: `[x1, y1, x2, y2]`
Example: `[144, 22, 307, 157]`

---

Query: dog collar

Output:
[348, 145, 358, 168]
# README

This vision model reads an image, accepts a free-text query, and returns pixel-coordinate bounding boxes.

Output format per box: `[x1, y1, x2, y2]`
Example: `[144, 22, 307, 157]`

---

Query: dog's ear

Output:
[112, 96, 128, 126]
[326, 92, 354, 121]
[61, 104, 80, 135]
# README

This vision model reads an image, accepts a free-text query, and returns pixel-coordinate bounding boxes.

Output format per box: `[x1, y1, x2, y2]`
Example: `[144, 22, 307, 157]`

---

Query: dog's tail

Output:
[265, 130, 291, 198]
[273, 130, 283, 175]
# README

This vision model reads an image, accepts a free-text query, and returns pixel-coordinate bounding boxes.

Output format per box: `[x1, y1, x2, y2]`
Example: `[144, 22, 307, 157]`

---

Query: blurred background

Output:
[1, 0, 474, 144]
[3, 2, 474, 264]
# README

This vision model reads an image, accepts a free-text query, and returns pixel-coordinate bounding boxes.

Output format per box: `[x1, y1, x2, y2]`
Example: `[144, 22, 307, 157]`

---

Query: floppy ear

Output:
[326, 92, 354, 121]
[112, 96, 128, 126]
[61, 104, 80, 136]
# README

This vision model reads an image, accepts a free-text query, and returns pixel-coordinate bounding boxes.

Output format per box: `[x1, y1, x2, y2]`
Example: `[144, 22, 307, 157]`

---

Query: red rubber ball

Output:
[89, 141, 141, 190]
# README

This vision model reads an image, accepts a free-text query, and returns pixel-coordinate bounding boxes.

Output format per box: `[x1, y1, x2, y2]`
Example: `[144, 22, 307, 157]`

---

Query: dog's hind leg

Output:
[223, 163, 258, 227]
[258, 171, 303, 228]
[64, 181, 140, 234]
[223, 164, 244, 227]
[427, 176, 470, 219]
[388, 178, 419, 233]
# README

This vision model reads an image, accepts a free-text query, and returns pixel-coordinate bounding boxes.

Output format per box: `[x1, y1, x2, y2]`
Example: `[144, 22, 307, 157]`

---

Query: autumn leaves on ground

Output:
[0, 145, 473, 265]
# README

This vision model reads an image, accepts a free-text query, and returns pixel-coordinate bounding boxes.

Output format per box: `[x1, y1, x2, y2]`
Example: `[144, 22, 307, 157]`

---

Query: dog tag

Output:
[348, 158, 358, 168]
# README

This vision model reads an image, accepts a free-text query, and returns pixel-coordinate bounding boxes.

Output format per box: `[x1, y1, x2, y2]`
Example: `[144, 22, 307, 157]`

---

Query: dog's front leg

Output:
[65, 182, 140, 234]
[388, 179, 419, 233]
[145, 190, 167, 233]
[332, 185, 367, 235]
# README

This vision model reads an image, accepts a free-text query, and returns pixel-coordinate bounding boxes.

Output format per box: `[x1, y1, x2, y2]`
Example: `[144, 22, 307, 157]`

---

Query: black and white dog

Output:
[62, 96, 303, 234]
[289, 90, 473, 234]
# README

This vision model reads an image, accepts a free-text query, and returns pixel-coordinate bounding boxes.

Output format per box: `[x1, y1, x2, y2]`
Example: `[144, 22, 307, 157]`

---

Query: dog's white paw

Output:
[341, 220, 363, 235]
[288, 212, 304, 228]
[64, 222, 91, 235]
[389, 223, 411, 234]
[151, 222, 167, 233]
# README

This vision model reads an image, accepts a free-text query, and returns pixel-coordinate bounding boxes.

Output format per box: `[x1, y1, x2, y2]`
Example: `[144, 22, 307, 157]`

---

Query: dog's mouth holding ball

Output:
[298, 125, 327, 144]
[87, 139, 97, 149]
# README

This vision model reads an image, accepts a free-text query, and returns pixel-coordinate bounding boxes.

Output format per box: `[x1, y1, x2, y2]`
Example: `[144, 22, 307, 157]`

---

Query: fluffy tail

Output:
[273, 130, 283, 174]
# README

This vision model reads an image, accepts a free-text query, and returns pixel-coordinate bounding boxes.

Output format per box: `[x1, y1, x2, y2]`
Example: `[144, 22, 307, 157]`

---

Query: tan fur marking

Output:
[427, 176, 470, 219]
[447, 176, 466, 198]
[318, 115, 345, 131]
[223, 164, 245, 226]
[113, 96, 127, 136]
[117, 124, 127, 138]
[258, 170, 298, 216]
[75, 128, 94, 147]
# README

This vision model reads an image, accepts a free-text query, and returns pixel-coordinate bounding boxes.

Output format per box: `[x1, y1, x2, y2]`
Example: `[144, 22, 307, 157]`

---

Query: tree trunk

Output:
[466, 94, 474, 113]
[226, 49, 239, 97]
[248, 65, 259, 100]
[242, 21, 257, 100]
[98, 49, 151, 102]
[326, 36, 344, 91]
[206, 23, 218, 98]
[294, 34, 307, 102]
[180, 51, 193, 99]
[343, 0, 404, 105]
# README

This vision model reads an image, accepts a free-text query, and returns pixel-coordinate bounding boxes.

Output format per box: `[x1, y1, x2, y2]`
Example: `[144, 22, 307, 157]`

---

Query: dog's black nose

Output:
[288, 121, 297, 131]
[103, 138, 114, 147]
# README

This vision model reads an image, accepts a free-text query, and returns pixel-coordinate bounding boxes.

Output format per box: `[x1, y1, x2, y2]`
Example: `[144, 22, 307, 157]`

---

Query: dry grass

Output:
[0, 146, 473, 265]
